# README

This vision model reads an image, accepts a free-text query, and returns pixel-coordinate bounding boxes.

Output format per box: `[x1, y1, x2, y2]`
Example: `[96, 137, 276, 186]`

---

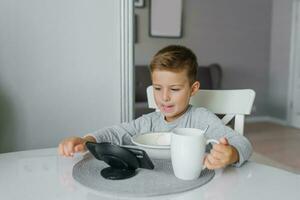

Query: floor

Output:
[244, 122, 300, 174]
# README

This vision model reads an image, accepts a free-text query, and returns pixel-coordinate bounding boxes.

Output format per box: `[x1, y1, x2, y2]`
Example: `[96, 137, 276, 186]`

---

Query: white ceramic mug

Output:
[171, 128, 219, 180]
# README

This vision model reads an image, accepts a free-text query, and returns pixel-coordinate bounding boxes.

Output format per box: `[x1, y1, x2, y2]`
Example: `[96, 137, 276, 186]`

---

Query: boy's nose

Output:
[162, 91, 171, 102]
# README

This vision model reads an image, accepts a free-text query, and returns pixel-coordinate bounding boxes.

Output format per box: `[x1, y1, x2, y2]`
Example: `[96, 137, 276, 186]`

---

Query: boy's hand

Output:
[204, 137, 239, 170]
[58, 136, 96, 157]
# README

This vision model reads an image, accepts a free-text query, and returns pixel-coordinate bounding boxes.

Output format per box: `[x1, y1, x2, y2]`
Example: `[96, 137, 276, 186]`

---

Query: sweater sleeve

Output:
[87, 115, 151, 145]
[195, 108, 253, 167]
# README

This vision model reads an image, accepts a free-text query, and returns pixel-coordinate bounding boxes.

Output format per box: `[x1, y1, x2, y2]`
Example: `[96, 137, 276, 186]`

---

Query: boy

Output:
[58, 45, 252, 169]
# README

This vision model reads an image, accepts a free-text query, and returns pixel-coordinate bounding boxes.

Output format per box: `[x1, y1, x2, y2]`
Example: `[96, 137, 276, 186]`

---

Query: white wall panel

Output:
[0, 0, 133, 152]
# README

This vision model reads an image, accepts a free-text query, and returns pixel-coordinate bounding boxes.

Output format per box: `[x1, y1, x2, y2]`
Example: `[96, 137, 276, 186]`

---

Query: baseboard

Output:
[245, 116, 288, 126]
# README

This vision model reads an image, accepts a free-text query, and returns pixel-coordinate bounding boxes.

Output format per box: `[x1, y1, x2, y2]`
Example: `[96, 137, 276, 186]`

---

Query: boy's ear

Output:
[190, 81, 200, 96]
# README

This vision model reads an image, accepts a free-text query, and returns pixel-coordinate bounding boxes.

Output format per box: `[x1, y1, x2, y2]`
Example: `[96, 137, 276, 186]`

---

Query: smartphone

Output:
[86, 142, 154, 170]
[122, 146, 154, 170]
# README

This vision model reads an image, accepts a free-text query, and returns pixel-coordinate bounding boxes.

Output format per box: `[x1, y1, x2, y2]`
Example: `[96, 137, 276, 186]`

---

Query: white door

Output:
[288, 0, 300, 128]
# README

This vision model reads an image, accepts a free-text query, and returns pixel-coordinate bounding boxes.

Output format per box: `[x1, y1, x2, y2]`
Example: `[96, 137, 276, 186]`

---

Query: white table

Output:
[0, 148, 299, 200]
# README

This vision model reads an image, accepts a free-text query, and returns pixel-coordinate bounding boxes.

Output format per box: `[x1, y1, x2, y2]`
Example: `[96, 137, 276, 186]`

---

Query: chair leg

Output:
[234, 115, 245, 135]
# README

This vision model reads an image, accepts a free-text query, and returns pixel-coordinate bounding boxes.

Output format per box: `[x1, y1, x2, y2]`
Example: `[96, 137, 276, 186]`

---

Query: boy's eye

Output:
[154, 87, 161, 91]
[171, 88, 180, 91]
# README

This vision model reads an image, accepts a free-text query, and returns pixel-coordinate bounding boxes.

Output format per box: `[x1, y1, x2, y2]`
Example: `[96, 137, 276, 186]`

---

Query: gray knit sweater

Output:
[90, 105, 253, 167]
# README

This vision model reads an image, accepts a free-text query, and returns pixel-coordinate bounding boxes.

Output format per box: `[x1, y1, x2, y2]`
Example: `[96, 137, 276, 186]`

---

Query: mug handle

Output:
[202, 139, 220, 170]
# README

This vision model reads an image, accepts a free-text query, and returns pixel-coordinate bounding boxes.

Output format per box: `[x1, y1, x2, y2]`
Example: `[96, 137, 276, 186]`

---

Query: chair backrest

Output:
[147, 86, 256, 135]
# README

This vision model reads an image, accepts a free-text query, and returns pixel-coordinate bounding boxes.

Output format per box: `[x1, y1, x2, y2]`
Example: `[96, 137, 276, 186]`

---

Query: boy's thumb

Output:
[219, 137, 229, 145]
[74, 144, 84, 152]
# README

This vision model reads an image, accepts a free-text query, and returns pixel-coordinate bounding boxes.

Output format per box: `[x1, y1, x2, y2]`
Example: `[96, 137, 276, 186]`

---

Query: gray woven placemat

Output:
[72, 154, 215, 197]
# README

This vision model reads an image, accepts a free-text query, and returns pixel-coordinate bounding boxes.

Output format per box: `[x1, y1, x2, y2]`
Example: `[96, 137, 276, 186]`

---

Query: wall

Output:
[0, 0, 132, 152]
[268, 0, 294, 120]
[135, 0, 272, 116]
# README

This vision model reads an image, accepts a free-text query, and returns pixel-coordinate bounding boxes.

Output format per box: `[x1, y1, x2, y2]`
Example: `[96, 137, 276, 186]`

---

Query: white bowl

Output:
[131, 132, 171, 149]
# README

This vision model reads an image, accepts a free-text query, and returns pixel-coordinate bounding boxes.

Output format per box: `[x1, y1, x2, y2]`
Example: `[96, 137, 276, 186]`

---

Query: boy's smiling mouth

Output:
[161, 104, 174, 113]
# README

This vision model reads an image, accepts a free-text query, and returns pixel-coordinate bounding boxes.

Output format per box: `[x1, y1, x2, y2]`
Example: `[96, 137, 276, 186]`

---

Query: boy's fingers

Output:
[58, 143, 64, 156]
[67, 141, 75, 155]
[205, 157, 220, 169]
[219, 137, 229, 145]
[58, 137, 87, 157]
[205, 138, 232, 169]
[63, 143, 74, 157]
[74, 144, 85, 152]
[210, 149, 223, 160]
[212, 143, 227, 153]
[60, 142, 67, 156]
[60, 144, 69, 157]
[213, 138, 230, 152]
[63, 146, 69, 157]
[207, 154, 221, 166]
[205, 156, 224, 169]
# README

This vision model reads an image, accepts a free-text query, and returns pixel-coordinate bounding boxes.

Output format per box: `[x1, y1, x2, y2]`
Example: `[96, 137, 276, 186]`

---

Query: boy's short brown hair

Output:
[150, 45, 198, 85]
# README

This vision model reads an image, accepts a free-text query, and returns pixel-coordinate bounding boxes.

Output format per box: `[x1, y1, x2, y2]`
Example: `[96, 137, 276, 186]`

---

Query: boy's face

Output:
[151, 69, 200, 122]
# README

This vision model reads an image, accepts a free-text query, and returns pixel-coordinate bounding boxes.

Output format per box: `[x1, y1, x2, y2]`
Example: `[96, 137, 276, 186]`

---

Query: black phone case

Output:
[85, 142, 154, 170]
[122, 146, 154, 169]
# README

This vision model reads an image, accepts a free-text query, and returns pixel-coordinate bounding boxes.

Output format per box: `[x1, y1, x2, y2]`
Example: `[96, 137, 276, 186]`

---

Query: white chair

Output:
[147, 86, 256, 135]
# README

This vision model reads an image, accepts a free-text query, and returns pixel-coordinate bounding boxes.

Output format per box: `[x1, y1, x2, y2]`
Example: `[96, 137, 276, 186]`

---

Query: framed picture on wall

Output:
[134, 0, 145, 8]
[149, 0, 183, 38]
